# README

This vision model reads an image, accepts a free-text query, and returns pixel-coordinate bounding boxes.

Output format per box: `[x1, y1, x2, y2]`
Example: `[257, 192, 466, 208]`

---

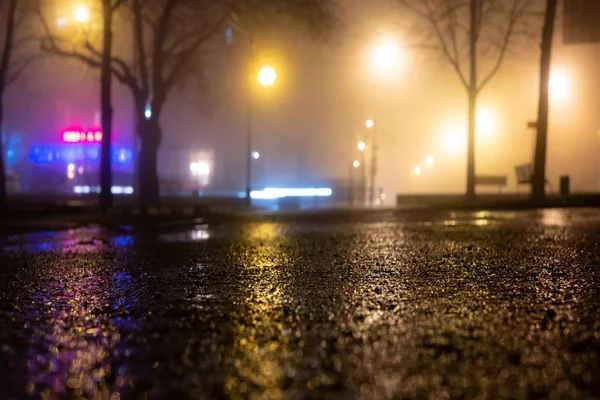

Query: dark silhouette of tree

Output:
[531, 0, 557, 203]
[400, 0, 540, 201]
[40, 0, 334, 207]
[38, 0, 126, 211]
[0, 0, 37, 208]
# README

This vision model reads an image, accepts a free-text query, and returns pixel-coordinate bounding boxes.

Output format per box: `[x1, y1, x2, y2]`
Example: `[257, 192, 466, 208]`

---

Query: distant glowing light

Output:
[353, 160, 360, 168]
[57, 18, 67, 27]
[550, 69, 571, 103]
[370, 38, 401, 73]
[73, 185, 134, 195]
[477, 107, 497, 137]
[258, 66, 276, 86]
[358, 141, 366, 151]
[67, 163, 75, 173]
[225, 27, 233, 44]
[366, 119, 374, 129]
[252, 151, 260, 160]
[190, 162, 210, 176]
[250, 187, 333, 200]
[63, 129, 103, 143]
[145, 107, 152, 120]
[425, 155, 434, 166]
[441, 128, 465, 155]
[78, 166, 84, 175]
[414, 166, 421, 175]
[74, 6, 90, 23]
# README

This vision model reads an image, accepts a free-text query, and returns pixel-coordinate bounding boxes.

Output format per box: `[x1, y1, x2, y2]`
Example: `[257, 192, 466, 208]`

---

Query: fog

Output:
[3, 0, 600, 204]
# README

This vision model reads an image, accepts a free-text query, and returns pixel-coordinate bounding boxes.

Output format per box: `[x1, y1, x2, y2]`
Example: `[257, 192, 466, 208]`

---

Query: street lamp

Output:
[549, 68, 571, 103]
[358, 141, 366, 151]
[425, 155, 434, 166]
[477, 107, 497, 138]
[74, 6, 90, 24]
[246, 64, 276, 205]
[414, 166, 421, 175]
[353, 160, 360, 168]
[365, 118, 378, 207]
[370, 38, 401, 74]
[258, 66, 276, 86]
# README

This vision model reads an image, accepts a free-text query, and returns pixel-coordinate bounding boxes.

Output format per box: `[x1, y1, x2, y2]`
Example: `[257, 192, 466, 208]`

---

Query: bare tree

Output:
[0, 0, 36, 207]
[40, 0, 334, 206]
[36, 0, 126, 211]
[399, 0, 540, 201]
[98, 0, 127, 211]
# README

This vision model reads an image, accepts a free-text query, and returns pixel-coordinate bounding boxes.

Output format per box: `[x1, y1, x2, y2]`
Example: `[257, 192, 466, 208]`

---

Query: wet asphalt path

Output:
[1, 208, 600, 399]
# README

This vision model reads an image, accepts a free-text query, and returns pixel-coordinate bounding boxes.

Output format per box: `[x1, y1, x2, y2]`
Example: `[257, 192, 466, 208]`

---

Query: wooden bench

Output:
[475, 175, 507, 193]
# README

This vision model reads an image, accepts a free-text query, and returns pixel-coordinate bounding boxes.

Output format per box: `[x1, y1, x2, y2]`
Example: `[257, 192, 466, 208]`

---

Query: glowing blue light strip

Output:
[250, 187, 333, 199]
[74, 185, 134, 195]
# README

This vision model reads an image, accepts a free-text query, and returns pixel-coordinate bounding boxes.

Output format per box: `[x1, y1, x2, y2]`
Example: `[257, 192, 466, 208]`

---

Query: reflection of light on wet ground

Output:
[473, 219, 489, 226]
[0, 228, 110, 253]
[25, 269, 135, 397]
[225, 222, 295, 399]
[541, 209, 569, 227]
[157, 225, 210, 243]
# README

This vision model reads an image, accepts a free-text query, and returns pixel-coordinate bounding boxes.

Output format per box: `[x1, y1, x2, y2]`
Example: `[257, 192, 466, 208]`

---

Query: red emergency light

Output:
[62, 129, 103, 143]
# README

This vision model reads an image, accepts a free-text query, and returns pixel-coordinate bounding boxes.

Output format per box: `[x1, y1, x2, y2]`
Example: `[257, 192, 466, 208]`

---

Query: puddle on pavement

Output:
[0, 224, 211, 253]
[156, 224, 210, 243]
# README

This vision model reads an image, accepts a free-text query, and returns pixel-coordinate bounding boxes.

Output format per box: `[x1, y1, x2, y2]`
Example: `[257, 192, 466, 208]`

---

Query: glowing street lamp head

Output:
[441, 127, 465, 155]
[366, 119, 374, 129]
[258, 66, 276, 86]
[550, 69, 571, 103]
[370, 39, 401, 74]
[476, 107, 497, 138]
[353, 160, 360, 168]
[251, 151, 260, 160]
[414, 166, 421, 176]
[425, 155, 434, 166]
[74, 6, 90, 23]
[358, 141, 366, 151]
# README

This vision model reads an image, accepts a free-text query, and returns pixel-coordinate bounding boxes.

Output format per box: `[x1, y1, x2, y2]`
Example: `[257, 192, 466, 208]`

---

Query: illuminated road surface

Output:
[1, 208, 599, 398]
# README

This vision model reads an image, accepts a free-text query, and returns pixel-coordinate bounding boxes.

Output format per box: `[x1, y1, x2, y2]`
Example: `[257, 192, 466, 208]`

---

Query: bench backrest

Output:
[515, 163, 533, 184]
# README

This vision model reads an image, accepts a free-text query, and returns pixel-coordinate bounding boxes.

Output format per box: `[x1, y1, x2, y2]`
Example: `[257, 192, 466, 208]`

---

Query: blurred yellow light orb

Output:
[258, 66, 276, 86]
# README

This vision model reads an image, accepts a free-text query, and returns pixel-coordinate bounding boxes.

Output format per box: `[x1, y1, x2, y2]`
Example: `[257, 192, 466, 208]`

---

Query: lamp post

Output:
[358, 141, 366, 206]
[366, 119, 378, 207]
[364, 38, 401, 207]
[246, 61, 276, 206]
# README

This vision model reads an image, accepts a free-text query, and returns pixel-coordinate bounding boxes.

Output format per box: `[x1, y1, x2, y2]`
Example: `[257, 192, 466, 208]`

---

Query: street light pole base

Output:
[246, 187, 252, 207]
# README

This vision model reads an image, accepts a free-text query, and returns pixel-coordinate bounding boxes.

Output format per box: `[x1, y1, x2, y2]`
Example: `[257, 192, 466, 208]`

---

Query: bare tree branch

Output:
[163, 13, 227, 92]
[422, 0, 469, 88]
[5, 54, 41, 86]
[477, 0, 522, 91]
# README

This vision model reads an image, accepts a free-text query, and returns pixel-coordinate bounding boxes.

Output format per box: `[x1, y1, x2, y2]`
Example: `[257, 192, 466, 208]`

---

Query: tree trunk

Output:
[466, 0, 479, 201]
[532, 0, 557, 204]
[99, 0, 113, 211]
[466, 89, 477, 201]
[138, 119, 161, 207]
[0, 102, 6, 208]
[0, 0, 17, 208]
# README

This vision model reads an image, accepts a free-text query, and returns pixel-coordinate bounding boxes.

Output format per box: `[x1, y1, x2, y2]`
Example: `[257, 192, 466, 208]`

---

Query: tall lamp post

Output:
[365, 119, 377, 207]
[358, 141, 366, 206]
[246, 64, 276, 206]
[364, 37, 401, 207]
[350, 159, 360, 205]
